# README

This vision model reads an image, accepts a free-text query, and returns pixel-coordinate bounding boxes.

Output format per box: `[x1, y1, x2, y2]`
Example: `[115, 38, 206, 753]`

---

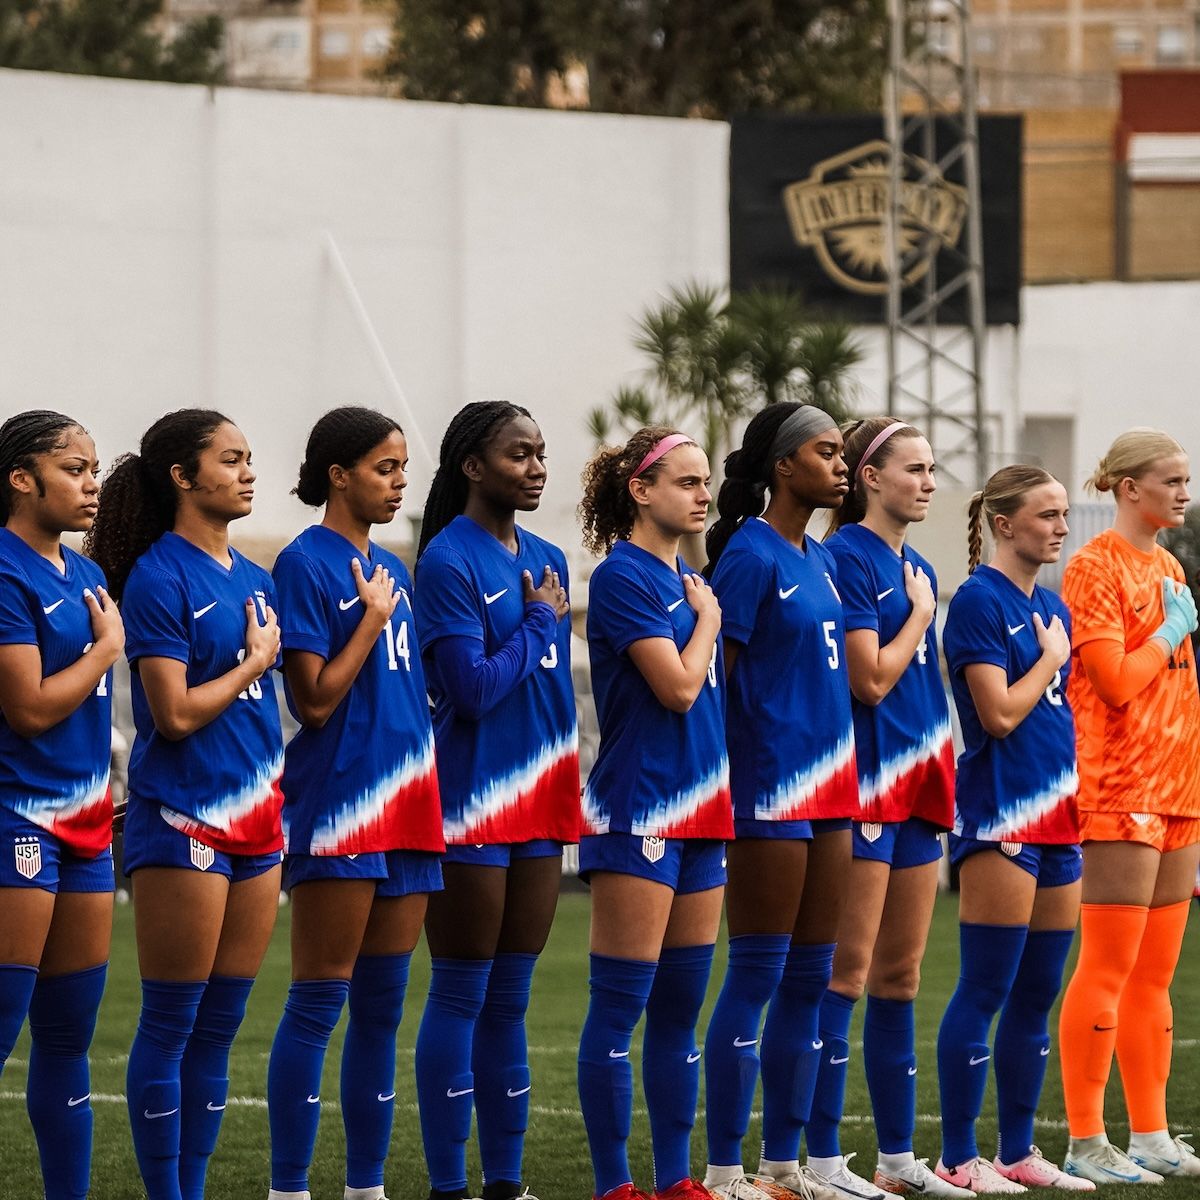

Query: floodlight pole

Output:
[884, 0, 990, 488]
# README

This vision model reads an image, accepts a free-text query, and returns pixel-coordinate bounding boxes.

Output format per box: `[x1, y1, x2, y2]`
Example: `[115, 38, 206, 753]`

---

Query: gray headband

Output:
[769, 405, 839, 464]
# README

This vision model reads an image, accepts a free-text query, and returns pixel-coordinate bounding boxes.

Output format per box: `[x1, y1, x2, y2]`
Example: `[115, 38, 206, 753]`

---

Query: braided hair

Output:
[84, 409, 231, 600]
[295, 406, 405, 507]
[703, 403, 804, 575]
[578, 426, 685, 557]
[0, 411, 87, 522]
[418, 401, 532, 557]
[966, 464, 1055, 573]
[827, 417, 924, 534]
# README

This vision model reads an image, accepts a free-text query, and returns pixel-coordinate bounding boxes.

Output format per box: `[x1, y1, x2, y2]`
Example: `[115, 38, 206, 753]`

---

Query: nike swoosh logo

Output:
[447, 1086, 474, 1097]
[1007, 623, 1025, 636]
[969, 1054, 990, 1065]
[377, 1091, 396, 1102]
[193, 602, 218, 619]
[733, 1036, 758, 1047]
[306, 1095, 320, 1104]
[608, 1049, 630, 1059]
[339, 596, 360, 610]
[42, 599, 65, 614]
[1134, 602, 1148, 612]
[1040, 1047, 1051, 1056]
[686, 1052, 702, 1063]
[67, 1094, 90, 1107]
[667, 598, 685, 611]
[1094, 1165, 1140, 1182]
[1093, 1024, 1116, 1031]
[877, 588, 895, 601]
[144, 1108, 179, 1119]
[907, 1067, 918, 1075]
[830, 1055, 849, 1065]
[206, 1102, 226, 1111]
[507, 1085, 532, 1097]
[484, 589, 508, 605]
[779, 585, 800, 599]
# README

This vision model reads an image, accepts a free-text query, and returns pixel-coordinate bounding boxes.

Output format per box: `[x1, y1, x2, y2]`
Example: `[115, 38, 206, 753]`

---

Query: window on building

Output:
[975, 28, 996, 55]
[362, 27, 391, 57]
[320, 29, 351, 58]
[1156, 25, 1186, 63]
[1114, 25, 1143, 58]
[269, 31, 303, 52]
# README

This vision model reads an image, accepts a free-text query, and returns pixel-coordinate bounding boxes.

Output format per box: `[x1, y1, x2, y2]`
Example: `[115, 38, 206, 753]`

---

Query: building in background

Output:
[163, 0, 393, 93]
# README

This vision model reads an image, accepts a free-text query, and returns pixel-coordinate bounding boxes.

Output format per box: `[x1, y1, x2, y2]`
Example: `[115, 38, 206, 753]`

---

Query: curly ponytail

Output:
[578, 426, 685, 556]
[85, 409, 230, 600]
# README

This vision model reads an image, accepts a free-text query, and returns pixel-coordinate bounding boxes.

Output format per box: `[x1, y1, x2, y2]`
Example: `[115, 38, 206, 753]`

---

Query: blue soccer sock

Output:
[26, 963, 107, 1200]
[416, 957, 492, 1193]
[342, 953, 411, 1190]
[643, 944, 715, 1192]
[763, 944, 836, 1163]
[0, 963, 38, 1075]
[704, 934, 791, 1168]
[179, 975, 254, 1200]
[578, 954, 658, 1197]
[994, 929, 1074, 1166]
[937, 924, 1027, 1169]
[267, 977, 350, 1193]
[127, 978, 207, 1200]
[473, 951, 538, 1192]
[864, 996, 917, 1156]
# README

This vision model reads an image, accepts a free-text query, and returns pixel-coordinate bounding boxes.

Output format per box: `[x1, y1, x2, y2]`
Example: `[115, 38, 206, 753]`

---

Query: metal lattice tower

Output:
[884, 0, 990, 488]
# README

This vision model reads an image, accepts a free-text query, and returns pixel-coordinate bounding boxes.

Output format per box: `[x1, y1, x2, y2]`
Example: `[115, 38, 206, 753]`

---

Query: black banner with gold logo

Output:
[730, 113, 1022, 326]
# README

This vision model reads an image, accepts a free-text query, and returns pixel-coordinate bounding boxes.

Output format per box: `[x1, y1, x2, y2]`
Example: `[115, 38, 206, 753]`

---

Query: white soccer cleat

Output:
[876, 1158, 974, 1198]
[1063, 1138, 1163, 1186]
[1127, 1132, 1200, 1178]
[992, 1147, 1096, 1190]
[934, 1157, 1027, 1194]
[807, 1154, 887, 1200]
[757, 1163, 842, 1200]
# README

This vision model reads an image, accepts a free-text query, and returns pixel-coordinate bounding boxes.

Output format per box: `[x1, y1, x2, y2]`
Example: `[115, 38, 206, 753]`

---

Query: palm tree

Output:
[589, 281, 863, 471]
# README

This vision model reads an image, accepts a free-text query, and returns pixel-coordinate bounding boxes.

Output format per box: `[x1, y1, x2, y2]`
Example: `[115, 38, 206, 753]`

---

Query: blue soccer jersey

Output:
[123, 532, 284, 856]
[0, 529, 112, 856]
[824, 523, 954, 827]
[274, 526, 443, 856]
[584, 539, 732, 838]
[415, 515, 579, 845]
[943, 565, 1079, 843]
[710, 518, 857, 824]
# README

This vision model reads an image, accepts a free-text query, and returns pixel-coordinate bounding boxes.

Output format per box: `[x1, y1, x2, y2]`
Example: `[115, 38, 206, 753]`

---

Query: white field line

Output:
[0, 1090, 1072, 1128]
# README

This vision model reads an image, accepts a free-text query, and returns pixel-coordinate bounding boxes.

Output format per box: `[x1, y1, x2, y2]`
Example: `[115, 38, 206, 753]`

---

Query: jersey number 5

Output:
[822, 621, 840, 670]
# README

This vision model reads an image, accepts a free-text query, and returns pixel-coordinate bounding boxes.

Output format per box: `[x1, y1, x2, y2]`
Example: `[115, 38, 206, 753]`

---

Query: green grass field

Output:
[2, 891, 1199, 1200]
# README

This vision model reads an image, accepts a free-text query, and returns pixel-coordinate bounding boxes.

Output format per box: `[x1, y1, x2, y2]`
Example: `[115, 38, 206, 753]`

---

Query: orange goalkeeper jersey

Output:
[1062, 528, 1200, 817]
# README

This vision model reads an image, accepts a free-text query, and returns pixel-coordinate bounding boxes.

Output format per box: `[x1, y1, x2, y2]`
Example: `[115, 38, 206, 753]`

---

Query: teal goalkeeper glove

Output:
[1153, 577, 1198, 652]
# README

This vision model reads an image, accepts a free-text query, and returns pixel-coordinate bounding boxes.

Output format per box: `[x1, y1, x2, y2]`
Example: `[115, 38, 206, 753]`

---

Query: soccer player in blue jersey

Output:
[87, 410, 284, 1200]
[935, 465, 1090, 1194]
[266, 407, 445, 1200]
[413, 401, 578, 1200]
[808, 418, 966, 1200]
[0, 411, 121, 1200]
[576, 426, 731, 1200]
[697, 404, 857, 1200]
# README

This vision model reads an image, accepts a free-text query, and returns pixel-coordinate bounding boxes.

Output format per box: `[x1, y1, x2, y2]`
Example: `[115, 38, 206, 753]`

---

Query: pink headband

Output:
[855, 421, 911, 481]
[633, 432, 693, 478]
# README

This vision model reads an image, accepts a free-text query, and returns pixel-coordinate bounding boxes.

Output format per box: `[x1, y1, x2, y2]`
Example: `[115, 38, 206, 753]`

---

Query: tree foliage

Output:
[0, 0, 223, 84]
[588, 281, 863, 470]
[383, 0, 888, 116]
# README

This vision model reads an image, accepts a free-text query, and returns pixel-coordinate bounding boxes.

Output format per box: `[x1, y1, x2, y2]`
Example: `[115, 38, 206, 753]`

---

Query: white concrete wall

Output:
[3, 68, 1199, 590]
[0, 68, 728, 578]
